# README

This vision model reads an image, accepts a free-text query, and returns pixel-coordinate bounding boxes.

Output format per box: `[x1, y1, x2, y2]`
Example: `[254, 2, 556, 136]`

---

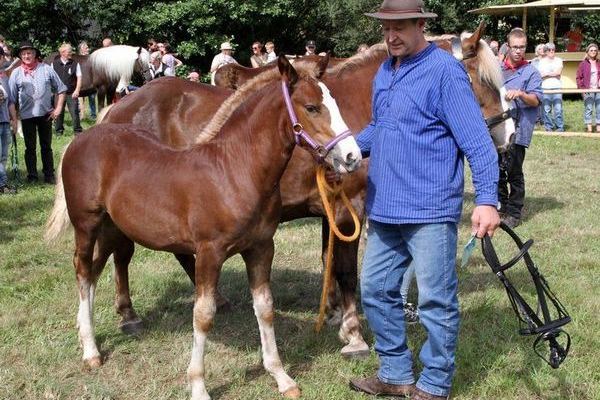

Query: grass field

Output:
[0, 104, 599, 400]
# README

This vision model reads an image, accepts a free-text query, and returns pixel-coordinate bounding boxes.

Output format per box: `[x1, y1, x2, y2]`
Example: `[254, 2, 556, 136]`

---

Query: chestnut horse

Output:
[45, 56, 361, 400]
[100, 22, 514, 359]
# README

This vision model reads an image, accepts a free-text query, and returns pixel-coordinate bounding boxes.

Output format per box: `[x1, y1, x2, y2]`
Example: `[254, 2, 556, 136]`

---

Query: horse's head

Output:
[134, 47, 152, 84]
[278, 55, 362, 173]
[442, 23, 516, 153]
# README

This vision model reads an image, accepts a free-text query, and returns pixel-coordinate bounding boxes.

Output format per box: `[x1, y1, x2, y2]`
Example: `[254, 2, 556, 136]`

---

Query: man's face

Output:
[59, 48, 71, 59]
[382, 19, 425, 59]
[20, 49, 36, 64]
[507, 36, 527, 64]
[223, 49, 232, 56]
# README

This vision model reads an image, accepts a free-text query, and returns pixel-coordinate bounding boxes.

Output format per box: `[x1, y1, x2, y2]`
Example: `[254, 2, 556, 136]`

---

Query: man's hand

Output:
[504, 89, 523, 101]
[48, 108, 62, 121]
[72, 91, 79, 99]
[471, 205, 500, 238]
[10, 118, 18, 133]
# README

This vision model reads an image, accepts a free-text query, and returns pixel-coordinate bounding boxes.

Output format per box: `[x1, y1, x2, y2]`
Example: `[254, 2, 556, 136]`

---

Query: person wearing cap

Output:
[538, 42, 564, 132]
[348, 1, 500, 399]
[210, 41, 237, 85]
[305, 40, 317, 55]
[7, 41, 66, 184]
[576, 43, 600, 133]
[52, 43, 83, 136]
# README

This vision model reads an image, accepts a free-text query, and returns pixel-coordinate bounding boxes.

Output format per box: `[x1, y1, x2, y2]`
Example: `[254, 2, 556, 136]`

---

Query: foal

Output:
[47, 56, 361, 400]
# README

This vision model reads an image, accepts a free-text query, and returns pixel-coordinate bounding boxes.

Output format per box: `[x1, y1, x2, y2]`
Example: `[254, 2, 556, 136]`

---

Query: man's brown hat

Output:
[365, 0, 437, 20]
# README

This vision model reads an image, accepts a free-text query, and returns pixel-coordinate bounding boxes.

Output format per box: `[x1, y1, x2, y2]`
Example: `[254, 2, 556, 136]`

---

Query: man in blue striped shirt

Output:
[349, 1, 500, 399]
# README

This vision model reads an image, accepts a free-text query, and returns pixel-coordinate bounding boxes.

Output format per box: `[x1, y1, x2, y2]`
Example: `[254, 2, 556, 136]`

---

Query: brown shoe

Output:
[412, 387, 449, 400]
[349, 376, 414, 397]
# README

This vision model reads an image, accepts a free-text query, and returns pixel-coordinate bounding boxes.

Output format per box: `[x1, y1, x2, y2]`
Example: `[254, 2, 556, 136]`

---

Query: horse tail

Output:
[96, 104, 114, 124]
[44, 143, 72, 243]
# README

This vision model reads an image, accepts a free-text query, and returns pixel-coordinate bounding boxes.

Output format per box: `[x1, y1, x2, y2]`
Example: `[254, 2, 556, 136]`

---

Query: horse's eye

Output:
[305, 105, 320, 114]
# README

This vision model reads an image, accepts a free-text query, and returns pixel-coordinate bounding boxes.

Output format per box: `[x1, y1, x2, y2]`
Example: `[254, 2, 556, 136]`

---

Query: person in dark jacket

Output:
[52, 43, 82, 135]
[576, 43, 600, 133]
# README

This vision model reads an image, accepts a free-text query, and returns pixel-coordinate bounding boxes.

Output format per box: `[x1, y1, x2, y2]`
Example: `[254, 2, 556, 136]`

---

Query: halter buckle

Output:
[292, 122, 304, 134]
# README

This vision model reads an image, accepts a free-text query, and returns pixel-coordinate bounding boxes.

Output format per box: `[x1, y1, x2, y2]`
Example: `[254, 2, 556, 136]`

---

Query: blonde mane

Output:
[195, 63, 318, 145]
[329, 43, 388, 77]
[428, 33, 503, 91]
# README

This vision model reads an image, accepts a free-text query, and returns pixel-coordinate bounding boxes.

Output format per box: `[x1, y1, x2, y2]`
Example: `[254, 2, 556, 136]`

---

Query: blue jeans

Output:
[361, 220, 459, 397]
[542, 93, 564, 131]
[0, 122, 11, 187]
[400, 264, 415, 304]
[88, 94, 97, 118]
[583, 92, 600, 125]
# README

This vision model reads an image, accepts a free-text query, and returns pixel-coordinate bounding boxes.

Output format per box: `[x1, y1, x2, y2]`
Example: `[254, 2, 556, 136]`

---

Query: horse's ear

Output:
[278, 54, 298, 87]
[462, 21, 486, 58]
[137, 46, 143, 56]
[316, 53, 330, 78]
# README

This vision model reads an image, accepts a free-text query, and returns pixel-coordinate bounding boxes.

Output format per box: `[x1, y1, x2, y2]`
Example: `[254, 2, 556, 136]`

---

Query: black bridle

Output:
[450, 37, 516, 131]
[482, 223, 571, 369]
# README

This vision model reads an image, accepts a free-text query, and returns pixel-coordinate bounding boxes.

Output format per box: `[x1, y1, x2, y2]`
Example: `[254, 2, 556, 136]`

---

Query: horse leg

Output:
[332, 234, 369, 358]
[112, 235, 141, 335]
[73, 217, 107, 368]
[242, 240, 300, 398]
[175, 253, 232, 312]
[187, 244, 222, 400]
[321, 219, 342, 326]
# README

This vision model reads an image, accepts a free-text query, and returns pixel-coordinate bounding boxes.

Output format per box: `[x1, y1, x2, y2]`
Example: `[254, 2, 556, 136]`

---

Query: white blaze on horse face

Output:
[497, 86, 516, 149]
[317, 82, 362, 173]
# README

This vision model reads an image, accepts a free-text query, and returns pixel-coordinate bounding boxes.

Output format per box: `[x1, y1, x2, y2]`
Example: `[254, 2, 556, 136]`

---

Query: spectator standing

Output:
[147, 38, 158, 53]
[160, 43, 182, 77]
[52, 43, 82, 136]
[187, 71, 200, 82]
[356, 43, 369, 54]
[305, 40, 317, 55]
[250, 41, 267, 68]
[498, 42, 509, 62]
[538, 43, 564, 132]
[0, 62, 14, 193]
[149, 51, 167, 80]
[564, 25, 583, 52]
[210, 42, 237, 85]
[77, 41, 96, 120]
[499, 29, 543, 228]
[347, 1, 500, 399]
[530, 43, 547, 69]
[7, 41, 66, 184]
[489, 40, 499, 56]
[265, 41, 277, 63]
[576, 43, 600, 133]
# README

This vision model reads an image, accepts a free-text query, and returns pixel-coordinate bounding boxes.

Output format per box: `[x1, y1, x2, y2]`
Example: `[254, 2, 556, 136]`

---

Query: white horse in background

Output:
[89, 45, 151, 107]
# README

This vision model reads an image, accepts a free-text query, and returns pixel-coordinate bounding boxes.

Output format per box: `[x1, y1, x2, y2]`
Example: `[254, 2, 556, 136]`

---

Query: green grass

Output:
[0, 112, 599, 399]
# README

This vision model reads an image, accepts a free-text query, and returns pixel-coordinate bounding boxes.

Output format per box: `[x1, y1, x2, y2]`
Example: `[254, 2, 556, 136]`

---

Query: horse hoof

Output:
[84, 356, 102, 369]
[282, 386, 301, 398]
[341, 342, 370, 359]
[119, 318, 143, 335]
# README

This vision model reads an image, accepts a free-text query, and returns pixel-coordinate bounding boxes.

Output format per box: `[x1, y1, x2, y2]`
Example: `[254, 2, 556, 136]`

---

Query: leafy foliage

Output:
[1, 0, 600, 71]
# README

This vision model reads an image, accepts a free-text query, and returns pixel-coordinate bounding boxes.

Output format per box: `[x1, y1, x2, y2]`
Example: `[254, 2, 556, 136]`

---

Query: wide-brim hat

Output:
[220, 42, 233, 51]
[365, 0, 437, 20]
[16, 41, 40, 58]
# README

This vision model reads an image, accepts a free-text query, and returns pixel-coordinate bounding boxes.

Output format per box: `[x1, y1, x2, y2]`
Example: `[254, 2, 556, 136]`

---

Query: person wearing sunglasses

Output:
[250, 41, 267, 68]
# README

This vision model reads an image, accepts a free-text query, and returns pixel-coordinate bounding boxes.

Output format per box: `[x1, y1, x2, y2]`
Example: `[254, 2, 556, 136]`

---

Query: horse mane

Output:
[329, 43, 388, 77]
[89, 45, 150, 82]
[195, 64, 319, 145]
[428, 33, 503, 91]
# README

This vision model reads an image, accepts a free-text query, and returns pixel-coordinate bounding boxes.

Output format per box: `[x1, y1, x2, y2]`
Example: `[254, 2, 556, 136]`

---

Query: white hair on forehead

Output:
[59, 43, 73, 53]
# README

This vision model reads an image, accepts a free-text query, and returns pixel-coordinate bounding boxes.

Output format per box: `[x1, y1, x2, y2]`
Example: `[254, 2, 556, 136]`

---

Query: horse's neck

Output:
[206, 86, 295, 188]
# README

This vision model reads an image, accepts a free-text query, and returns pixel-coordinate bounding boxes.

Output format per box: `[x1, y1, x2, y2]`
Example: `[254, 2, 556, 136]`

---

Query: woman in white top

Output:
[538, 43, 564, 132]
[576, 43, 600, 132]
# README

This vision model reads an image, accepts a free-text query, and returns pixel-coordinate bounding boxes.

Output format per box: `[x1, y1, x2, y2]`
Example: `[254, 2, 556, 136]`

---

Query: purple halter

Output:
[281, 80, 353, 160]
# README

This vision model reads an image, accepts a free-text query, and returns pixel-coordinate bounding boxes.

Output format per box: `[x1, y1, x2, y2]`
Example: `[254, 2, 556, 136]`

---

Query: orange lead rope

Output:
[315, 166, 361, 332]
